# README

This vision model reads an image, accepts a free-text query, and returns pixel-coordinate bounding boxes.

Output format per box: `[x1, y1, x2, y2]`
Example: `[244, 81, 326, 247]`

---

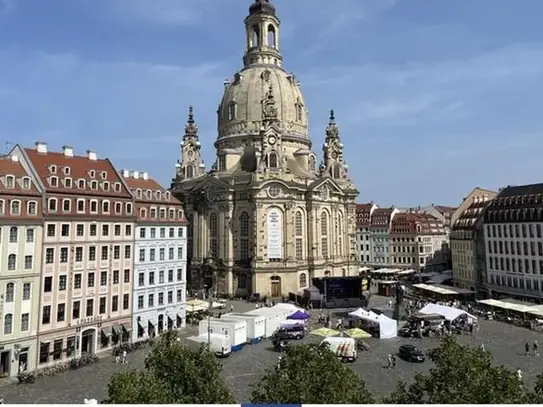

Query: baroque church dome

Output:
[217, 0, 308, 141]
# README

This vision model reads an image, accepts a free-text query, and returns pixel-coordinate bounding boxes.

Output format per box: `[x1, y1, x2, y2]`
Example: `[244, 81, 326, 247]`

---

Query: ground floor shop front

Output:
[132, 306, 186, 343]
[0, 337, 37, 378]
[36, 316, 132, 367]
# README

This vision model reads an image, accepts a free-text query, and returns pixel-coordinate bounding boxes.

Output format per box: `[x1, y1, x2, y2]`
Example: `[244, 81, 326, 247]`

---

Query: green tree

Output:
[106, 331, 235, 404]
[384, 336, 531, 404]
[251, 343, 374, 404]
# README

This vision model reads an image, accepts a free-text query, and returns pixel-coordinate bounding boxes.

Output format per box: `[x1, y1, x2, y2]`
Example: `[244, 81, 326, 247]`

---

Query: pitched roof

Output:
[498, 183, 543, 198]
[122, 171, 182, 205]
[0, 156, 39, 195]
[434, 205, 456, 215]
[24, 147, 131, 198]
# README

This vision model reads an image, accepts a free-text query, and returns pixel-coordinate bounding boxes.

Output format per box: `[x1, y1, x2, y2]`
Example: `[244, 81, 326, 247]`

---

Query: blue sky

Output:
[1, 0, 543, 206]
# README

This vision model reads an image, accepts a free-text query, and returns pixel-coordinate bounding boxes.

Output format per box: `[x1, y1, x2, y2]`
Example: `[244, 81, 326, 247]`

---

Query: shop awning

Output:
[111, 325, 122, 335]
[101, 327, 112, 337]
[413, 283, 459, 295]
[148, 317, 158, 326]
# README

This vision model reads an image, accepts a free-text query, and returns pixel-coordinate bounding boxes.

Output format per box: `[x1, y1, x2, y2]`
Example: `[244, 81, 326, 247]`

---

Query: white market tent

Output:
[272, 303, 302, 314]
[477, 299, 543, 314]
[413, 283, 459, 295]
[397, 269, 416, 276]
[419, 303, 477, 321]
[348, 308, 397, 339]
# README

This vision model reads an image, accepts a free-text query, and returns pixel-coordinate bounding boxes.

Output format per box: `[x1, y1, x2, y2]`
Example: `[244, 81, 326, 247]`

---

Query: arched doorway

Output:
[270, 276, 281, 298]
[81, 328, 96, 355]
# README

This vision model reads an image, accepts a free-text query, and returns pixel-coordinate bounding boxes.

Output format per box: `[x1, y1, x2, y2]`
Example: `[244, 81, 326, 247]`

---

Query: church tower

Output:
[171, 0, 359, 299]
[176, 106, 205, 180]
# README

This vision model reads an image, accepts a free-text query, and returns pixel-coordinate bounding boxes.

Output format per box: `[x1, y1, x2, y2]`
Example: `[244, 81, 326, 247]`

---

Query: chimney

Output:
[132, 171, 140, 179]
[35, 141, 47, 154]
[10, 155, 19, 162]
[121, 169, 129, 178]
[87, 150, 97, 161]
[62, 145, 74, 157]
[142, 172, 148, 180]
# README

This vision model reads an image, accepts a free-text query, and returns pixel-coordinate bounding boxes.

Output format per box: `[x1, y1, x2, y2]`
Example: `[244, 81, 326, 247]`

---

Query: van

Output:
[186, 333, 231, 357]
[320, 337, 357, 362]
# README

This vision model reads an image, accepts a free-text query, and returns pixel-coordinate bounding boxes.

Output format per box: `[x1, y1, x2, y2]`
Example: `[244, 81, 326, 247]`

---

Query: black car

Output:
[273, 326, 305, 341]
[398, 344, 425, 362]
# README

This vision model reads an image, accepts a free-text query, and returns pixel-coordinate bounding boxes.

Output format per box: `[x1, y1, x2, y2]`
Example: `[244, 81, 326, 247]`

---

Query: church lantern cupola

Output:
[243, 0, 282, 68]
[177, 106, 205, 180]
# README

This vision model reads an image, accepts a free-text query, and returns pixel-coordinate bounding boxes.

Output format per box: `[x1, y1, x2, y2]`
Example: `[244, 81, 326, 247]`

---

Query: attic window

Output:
[101, 171, 107, 180]
[49, 165, 57, 174]
[50, 176, 58, 187]
[64, 178, 72, 188]
[103, 182, 110, 191]
[78, 179, 85, 189]
[156, 191, 162, 200]
[165, 191, 171, 200]
[5, 176, 14, 188]
[64, 167, 71, 175]
[22, 177, 31, 189]
[136, 189, 142, 199]
[146, 190, 152, 199]
[89, 170, 95, 177]
[114, 183, 121, 192]
[90, 180, 98, 190]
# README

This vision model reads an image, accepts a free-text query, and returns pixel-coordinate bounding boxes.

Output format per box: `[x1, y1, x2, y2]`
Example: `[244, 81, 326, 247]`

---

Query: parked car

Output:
[398, 344, 425, 362]
[272, 325, 305, 341]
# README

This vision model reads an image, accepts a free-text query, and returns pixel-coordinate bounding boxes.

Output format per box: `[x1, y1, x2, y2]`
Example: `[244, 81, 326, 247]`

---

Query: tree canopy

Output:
[383, 336, 532, 404]
[106, 331, 234, 404]
[250, 343, 374, 404]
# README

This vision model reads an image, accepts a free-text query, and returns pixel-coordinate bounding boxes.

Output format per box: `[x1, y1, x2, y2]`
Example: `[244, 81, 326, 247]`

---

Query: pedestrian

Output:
[255, 303, 259, 309]
[387, 354, 392, 369]
[534, 340, 539, 356]
[525, 342, 530, 356]
[517, 367, 523, 382]
[122, 350, 127, 364]
[230, 304, 234, 313]
[480, 342, 485, 352]
[336, 318, 343, 330]
[391, 354, 396, 369]
[115, 354, 120, 364]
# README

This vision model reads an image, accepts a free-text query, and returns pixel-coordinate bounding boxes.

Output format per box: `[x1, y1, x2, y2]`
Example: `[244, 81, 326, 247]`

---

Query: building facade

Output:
[369, 207, 399, 267]
[0, 155, 42, 377]
[13, 143, 135, 366]
[450, 188, 496, 292]
[356, 203, 377, 265]
[484, 184, 543, 300]
[171, 0, 359, 297]
[122, 170, 187, 343]
[390, 213, 448, 271]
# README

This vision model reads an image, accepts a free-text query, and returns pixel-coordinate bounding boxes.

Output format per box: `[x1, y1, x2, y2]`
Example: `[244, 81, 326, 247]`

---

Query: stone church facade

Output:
[170, 0, 359, 297]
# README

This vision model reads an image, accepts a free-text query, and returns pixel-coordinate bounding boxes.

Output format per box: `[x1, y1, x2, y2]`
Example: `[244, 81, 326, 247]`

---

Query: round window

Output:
[268, 184, 281, 198]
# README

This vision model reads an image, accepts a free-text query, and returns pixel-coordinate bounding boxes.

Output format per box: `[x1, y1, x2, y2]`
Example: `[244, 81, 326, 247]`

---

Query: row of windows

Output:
[489, 273, 543, 292]
[3, 282, 32, 302]
[1, 227, 35, 244]
[489, 256, 543, 275]
[486, 223, 543, 239]
[0, 200, 38, 216]
[138, 247, 184, 263]
[41, 294, 130, 325]
[136, 289, 184, 309]
[139, 226, 184, 239]
[3, 313, 30, 335]
[139, 207, 183, 220]
[134, 189, 172, 201]
[2, 175, 32, 189]
[43, 269, 131, 293]
[488, 240, 543, 257]
[46, 223, 132, 239]
[47, 175, 121, 193]
[5, 254, 34, 271]
[45, 245, 131, 264]
[137, 269, 184, 286]
[47, 198, 133, 215]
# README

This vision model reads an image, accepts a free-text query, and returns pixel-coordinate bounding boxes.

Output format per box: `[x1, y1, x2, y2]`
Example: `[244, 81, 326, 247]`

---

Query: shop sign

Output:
[76, 315, 103, 325]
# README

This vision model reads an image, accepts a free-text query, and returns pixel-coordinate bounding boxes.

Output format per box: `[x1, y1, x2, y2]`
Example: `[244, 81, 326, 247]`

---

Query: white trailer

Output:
[186, 333, 231, 357]
[321, 337, 357, 362]
[199, 318, 247, 351]
[223, 313, 266, 343]
[246, 307, 290, 337]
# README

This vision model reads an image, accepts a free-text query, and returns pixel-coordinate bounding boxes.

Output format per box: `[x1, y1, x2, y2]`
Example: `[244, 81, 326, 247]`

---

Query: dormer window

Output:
[90, 180, 98, 190]
[64, 178, 72, 188]
[146, 190, 152, 199]
[89, 170, 95, 178]
[22, 177, 31, 189]
[159, 208, 166, 219]
[78, 179, 85, 189]
[150, 208, 157, 218]
[126, 203, 133, 215]
[139, 208, 146, 218]
[49, 165, 57, 174]
[136, 189, 142, 199]
[169, 209, 175, 218]
[165, 191, 171, 200]
[114, 183, 121, 192]
[5, 176, 14, 188]
[64, 167, 71, 175]
[103, 201, 110, 213]
[156, 191, 162, 200]
[103, 182, 110, 191]
[115, 202, 122, 214]
[50, 176, 58, 187]
[178, 210, 184, 219]
[100, 171, 107, 180]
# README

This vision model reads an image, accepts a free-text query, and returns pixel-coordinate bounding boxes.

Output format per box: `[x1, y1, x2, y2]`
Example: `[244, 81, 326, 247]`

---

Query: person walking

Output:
[387, 354, 393, 369]
[230, 304, 234, 313]
[517, 367, 523, 382]
[391, 354, 397, 369]
[122, 350, 127, 364]
[525, 342, 530, 356]
[534, 340, 539, 356]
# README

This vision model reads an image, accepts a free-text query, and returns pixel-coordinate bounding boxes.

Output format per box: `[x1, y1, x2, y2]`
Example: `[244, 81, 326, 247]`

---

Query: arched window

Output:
[5, 283, 14, 302]
[295, 103, 303, 122]
[267, 24, 276, 48]
[9, 226, 18, 243]
[228, 102, 237, 121]
[251, 24, 260, 47]
[295, 211, 303, 260]
[4, 314, 12, 335]
[209, 213, 219, 258]
[332, 165, 341, 179]
[299, 273, 307, 288]
[11, 200, 20, 215]
[308, 156, 316, 173]
[320, 211, 329, 259]
[27, 201, 37, 215]
[7, 254, 16, 270]
[185, 165, 194, 179]
[268, 152, 278, 168]
[239, 212, 250, 260]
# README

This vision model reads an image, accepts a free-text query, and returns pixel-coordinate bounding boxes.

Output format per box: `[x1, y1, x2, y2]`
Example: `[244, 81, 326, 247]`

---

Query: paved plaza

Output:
[2, 298, 543, 403]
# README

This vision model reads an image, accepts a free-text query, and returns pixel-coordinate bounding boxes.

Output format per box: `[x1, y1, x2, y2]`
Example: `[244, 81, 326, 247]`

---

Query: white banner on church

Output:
[267, 208, 283, 260]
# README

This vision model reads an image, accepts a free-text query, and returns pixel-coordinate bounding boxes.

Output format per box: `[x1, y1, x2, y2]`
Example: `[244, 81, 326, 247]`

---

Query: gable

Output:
[308, 177, 344, 195]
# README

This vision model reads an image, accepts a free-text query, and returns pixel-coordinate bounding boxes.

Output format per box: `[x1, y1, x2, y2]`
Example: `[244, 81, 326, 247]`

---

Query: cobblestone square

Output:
[2, 299, 542, 404]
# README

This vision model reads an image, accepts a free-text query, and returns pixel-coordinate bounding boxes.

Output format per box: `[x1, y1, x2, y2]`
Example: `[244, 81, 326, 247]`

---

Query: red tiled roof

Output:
[123, 175, 182, 205]
[0, 156, 39, 195]
[24, 147, 131, 198]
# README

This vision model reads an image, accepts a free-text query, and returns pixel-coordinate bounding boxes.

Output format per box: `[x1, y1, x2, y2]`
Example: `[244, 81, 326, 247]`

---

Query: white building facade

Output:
[122, 171, 188, 343]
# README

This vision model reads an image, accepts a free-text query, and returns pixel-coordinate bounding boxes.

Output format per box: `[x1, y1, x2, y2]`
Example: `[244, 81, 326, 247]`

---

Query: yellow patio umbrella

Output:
[344, 328, 371, 339]
[186, 299, 209, 313]
[310, 327, 340, 337]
